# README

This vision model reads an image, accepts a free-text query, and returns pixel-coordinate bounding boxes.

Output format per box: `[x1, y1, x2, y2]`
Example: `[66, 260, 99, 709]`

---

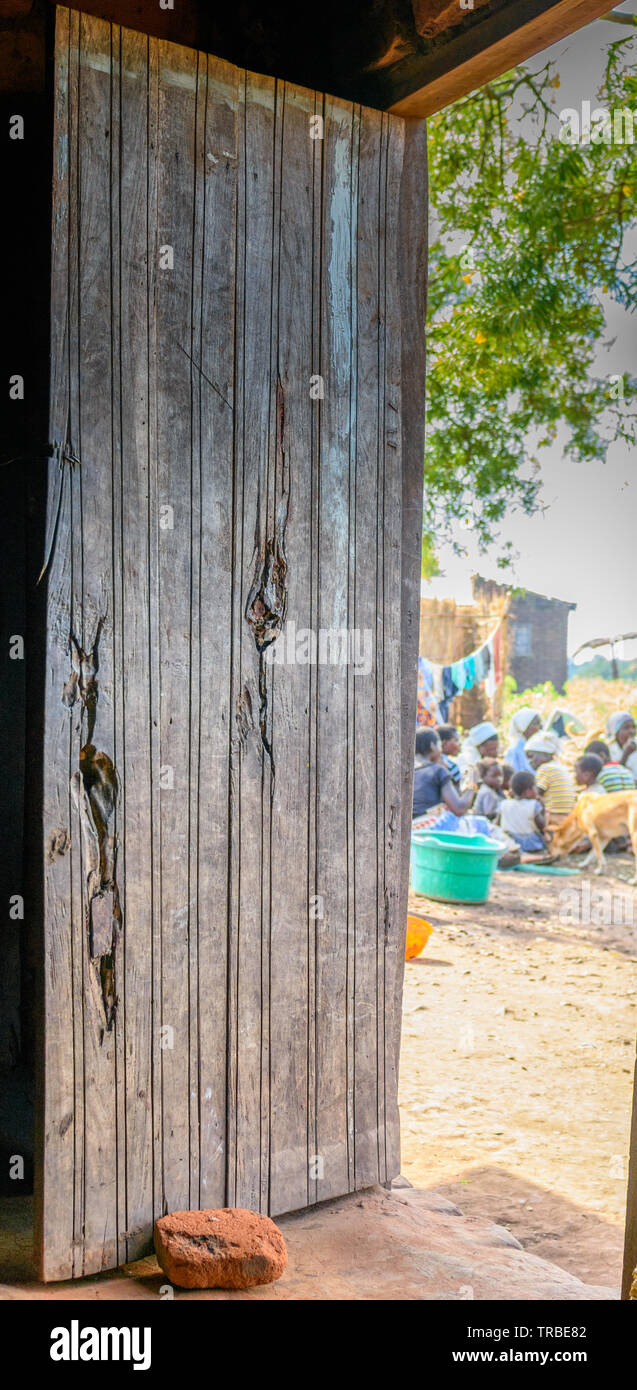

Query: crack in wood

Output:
[62, 617, 104, 743]
[64, 619, 122, 1032]
[243, 378, 290, 780]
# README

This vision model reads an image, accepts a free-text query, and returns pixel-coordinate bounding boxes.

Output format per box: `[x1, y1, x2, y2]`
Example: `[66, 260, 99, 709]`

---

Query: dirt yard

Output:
[401, 856, 637, 1295]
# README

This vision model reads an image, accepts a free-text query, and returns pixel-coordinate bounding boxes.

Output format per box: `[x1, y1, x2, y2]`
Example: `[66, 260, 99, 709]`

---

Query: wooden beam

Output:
[2, 2, 620, 108]
[386, 0, 615, 117]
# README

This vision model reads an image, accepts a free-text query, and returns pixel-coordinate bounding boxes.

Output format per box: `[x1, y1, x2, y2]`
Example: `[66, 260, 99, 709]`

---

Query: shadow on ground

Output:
[420, 1166, 624, 1292]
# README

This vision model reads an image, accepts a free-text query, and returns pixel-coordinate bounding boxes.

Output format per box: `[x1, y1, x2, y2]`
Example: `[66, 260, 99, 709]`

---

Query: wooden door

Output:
[37, 5, 426, 1280]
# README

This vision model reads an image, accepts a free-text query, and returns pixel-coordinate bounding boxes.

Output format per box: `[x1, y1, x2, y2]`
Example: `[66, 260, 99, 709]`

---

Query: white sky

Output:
[423, 13, 637, 663]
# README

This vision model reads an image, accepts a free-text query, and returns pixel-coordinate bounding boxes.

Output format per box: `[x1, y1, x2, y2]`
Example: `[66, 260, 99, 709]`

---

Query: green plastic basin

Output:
[410, 830, 501, 904]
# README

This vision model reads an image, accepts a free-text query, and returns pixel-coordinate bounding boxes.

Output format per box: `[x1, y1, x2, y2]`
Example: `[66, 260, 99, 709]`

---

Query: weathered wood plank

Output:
[232, 68, 277, 1214]
[196, 52, 240, 1209]
[74, 10, 119, 1274]
[118, 23, 155, 1261]
[352, 103, 383, 1190]
[66, 8, 87, 1281]
[315, 94, 355, 1202]
[267, 78, 316, 1217]
[155, 33, 198, 1218]
[224, 66, 246, 1212]
[380, 113, 407, 1184]
[109, 19, 127, 1270]
[186, 44, 205, 1212]
[306, 89, 324, 1209]
[145, 25, 164, 1237]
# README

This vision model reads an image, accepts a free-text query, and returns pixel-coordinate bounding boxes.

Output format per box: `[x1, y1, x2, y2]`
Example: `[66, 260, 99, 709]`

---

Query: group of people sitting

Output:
[412, 706, 637, 864]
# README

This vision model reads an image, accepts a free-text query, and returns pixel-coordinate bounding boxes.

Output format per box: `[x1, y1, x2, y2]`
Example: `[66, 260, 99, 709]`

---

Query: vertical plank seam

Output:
[109, 18, 125, 1265]
[381, 115, 390, 1182]
[63, 8, 75, 1276]
[346, 102, 359, 1190]
[146, 31, 163, 1224]
[76, 9, 88, 1275]
[266, 78, 286, 1214]
[312, 90, 326, 1207]
[186, 41, 200, 1215]
[306, 85, 322, 1211]
[375, 114, 386, 1184]
[226, 67, 248, 1208]
[195, 49, 209, 1211]
[116, 18, 129, 1266]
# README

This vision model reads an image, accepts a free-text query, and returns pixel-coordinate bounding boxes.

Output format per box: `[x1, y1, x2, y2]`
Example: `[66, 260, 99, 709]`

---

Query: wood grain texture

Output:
[37, 5, 427, 1278]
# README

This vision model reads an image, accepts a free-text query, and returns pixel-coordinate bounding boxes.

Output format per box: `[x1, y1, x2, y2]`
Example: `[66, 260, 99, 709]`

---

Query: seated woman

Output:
[436, 724, 463, 787]
[412, 728, 474, 820]
[414, 738, 520, 867]
[606, 712, 637, 783]
[505, 706, 542, 773]
[457, 720, 499, 785]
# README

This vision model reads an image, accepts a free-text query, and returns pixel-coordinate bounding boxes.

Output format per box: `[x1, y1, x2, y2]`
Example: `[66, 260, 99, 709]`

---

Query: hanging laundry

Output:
[420, 656, 434, 691]
[450, 659, 467, 692]
[464, 654, 476, 691]
[419, 618, 503, 707]
[484, 636, 496, 699]
[473, 645, 487, 683]
[493, 624, 503, 687]
[442, 666, 457, 703]
[417, 658, 441, 727]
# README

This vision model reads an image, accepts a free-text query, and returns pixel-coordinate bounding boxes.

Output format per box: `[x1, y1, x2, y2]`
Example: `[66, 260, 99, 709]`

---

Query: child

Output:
[575, 753, 606, 797]
[501, 762, 514, 794]
[525, 732, 576, 826]
[584, 740, 636, 793]
[498, 770, 549, 855]
[473, 760, 505, 820]
[436, 724, 462, 788]
[581, 743, 632, 853]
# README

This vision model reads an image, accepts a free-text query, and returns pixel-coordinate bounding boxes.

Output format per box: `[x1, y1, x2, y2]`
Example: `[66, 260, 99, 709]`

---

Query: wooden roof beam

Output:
[383, 0, 618, 117]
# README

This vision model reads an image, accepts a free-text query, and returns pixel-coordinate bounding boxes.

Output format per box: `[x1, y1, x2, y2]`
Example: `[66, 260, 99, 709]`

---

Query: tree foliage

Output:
[425, 36, 637, 566]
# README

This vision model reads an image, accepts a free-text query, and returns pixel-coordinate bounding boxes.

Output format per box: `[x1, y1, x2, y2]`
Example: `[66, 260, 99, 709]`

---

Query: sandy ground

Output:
[401, 855, 637, 1295]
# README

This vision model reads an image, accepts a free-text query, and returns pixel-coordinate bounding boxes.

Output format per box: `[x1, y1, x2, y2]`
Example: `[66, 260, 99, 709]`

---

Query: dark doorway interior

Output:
[0, 73, 52, 1199]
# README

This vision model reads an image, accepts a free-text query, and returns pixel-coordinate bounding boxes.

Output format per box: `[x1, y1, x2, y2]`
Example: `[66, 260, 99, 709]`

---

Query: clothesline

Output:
[417, 617, 505, 725]
[421, 616, 504, 673]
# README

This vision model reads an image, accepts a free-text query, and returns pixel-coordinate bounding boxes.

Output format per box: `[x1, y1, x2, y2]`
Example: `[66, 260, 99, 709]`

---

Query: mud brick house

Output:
[418, 573, 575, 728]
[418, 591, 509, 728]
[472, 575, 576, 693]
[2, 0, 635, 1296]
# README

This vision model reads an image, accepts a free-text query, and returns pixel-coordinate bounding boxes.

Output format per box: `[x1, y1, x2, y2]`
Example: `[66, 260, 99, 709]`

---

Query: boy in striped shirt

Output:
[525, 732, 576, 826]
[584, 740, 636, 793]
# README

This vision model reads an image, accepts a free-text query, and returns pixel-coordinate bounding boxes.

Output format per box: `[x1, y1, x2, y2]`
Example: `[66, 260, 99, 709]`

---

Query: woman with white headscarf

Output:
[606, 711, 637, 783]
[457, 720, 499, 785]
[505, 706, 542, 773]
